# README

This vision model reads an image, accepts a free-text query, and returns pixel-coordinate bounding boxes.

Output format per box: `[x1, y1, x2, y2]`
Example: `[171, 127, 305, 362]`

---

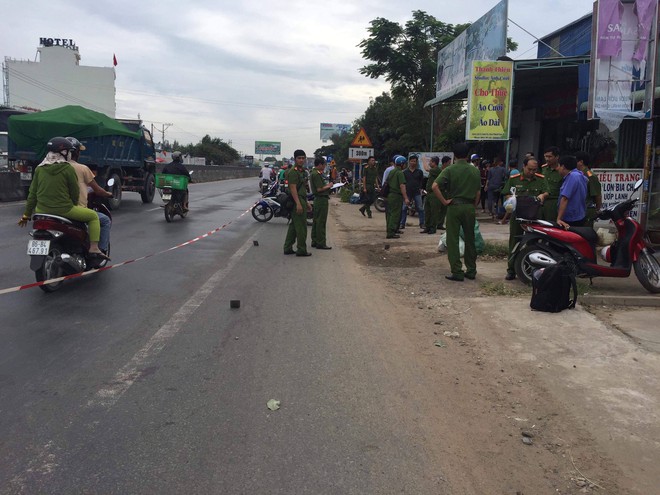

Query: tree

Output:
[171, 135, 240, 165]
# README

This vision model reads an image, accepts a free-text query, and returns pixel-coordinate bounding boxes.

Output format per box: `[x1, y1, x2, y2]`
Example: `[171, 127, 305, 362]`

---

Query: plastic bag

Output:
[503, 186, 517, 213]
[437, 221, 484, 256]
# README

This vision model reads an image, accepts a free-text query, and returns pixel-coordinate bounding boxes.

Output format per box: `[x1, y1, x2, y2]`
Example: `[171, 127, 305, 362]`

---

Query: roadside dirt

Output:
[329, 198, 660, 495]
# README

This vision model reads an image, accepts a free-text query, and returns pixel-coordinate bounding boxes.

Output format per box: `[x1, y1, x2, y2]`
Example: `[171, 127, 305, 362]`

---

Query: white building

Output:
[2, 40, 115, 117]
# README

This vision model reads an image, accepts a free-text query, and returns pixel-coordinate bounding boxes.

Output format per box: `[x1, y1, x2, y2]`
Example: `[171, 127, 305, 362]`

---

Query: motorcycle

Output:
[26, 178, 115, 293]
[511, 179, 660, 293]
[374, 188, 427, 215]
[260, 178, 273, 195]
[251, 181, 314, 224]
[156, 171, 193, 222]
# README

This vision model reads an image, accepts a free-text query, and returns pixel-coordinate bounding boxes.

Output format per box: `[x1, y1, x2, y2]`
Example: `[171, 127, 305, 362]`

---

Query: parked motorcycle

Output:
[251, 181, 314, 223]
[374, 187, 386, 212]
[511, 179, 660, 293]
[156, 171, 192, 222]
[26, 178, 115, 293]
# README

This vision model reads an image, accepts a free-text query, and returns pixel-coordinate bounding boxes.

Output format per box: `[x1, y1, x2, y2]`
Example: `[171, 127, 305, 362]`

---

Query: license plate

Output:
[20, 172, 32, 181]
[162, 193, 171, 201]
[27, 239, 50, 255]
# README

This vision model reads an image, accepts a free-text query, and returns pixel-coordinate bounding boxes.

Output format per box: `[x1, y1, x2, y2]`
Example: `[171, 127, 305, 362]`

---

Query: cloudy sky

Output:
[1, 0, 594, 158]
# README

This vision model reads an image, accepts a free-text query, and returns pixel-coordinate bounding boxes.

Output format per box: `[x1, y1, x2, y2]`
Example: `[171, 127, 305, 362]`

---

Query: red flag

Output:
[113, 54, 118, 66]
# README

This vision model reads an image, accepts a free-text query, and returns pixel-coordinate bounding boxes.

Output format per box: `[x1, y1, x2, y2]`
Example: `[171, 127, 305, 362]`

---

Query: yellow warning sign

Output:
[350, 128, 373, 147]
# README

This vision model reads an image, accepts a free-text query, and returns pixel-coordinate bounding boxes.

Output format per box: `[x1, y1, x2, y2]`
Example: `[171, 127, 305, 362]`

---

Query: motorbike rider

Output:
[260, 163, 274, 181]
[162, 151, 191, 211]
[66, 137, 113, 254]
[18, 136, 108, 259]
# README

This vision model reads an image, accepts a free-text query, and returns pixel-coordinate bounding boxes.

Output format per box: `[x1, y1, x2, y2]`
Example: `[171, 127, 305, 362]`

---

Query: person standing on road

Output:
[283, 150, 312, 256]
[386, 155, 410, 239]
[422, 156, 441, 234]
[575, 151, 602, 228]
[485, 156, 506, 219]
[432, 142, 481, 281]
[359, 156, 379, 218]
[400, 154, 425, 232]
[436, 155, 452, 230]
[556, 155, 588, 229]
[66, 137, 113, 255]
[501, 157, 548, 281]
[310, 157, 332, 250]
[541, 146, 563, 222]
[382, 158, 397, 226]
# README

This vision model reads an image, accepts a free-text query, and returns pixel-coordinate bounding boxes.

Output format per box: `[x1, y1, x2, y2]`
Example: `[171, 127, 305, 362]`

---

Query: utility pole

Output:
[160, 123, 173, 149]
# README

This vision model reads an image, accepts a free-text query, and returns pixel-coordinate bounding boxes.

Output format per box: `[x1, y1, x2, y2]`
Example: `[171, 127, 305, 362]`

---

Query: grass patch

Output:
[480, 281, 529, 297]
[479, 241, 509, 259]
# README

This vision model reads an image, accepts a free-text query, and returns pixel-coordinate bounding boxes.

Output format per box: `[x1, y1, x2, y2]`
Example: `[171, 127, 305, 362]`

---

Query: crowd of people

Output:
[269, 144, 600, 284]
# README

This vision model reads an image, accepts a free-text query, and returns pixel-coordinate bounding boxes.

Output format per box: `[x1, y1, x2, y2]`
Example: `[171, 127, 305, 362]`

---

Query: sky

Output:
[0, 0, 595, 158]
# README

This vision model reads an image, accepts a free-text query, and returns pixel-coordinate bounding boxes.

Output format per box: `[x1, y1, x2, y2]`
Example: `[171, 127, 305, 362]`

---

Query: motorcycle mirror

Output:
[633, 178, 643, 191]
[107, 178, 115, 187]
[189, 171, 194, 176]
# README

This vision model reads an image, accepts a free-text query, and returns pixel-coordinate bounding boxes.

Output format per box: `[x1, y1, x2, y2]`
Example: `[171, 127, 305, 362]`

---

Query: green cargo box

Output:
[155, 173, 189, 190]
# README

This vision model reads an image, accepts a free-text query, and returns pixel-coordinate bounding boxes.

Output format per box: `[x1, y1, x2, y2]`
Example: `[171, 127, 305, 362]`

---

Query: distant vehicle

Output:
[0, 107, 30, 169]
[8, 105, 157, 209]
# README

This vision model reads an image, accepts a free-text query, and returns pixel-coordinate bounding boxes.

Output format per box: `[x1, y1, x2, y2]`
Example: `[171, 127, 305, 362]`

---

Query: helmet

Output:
[65, 137, 86, 151]
[394, 155, 407, 166]
[47, 136, 75, 154]
[171, 151, 183, 162]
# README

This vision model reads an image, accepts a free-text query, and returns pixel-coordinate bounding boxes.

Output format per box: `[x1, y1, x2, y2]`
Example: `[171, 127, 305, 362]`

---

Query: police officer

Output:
[575, 151, 602, 228]
[359, 155, 378, 218]
[541, 146, 562, 222]
[502, 157, 549, 280]
[310, 156, 332, 249]
[432, 143, 481, 281]
[386, 155, 410, 239]
[437, 155, 452, 230]
[422, 156, 441, 234]
[283, 149, 312, 256]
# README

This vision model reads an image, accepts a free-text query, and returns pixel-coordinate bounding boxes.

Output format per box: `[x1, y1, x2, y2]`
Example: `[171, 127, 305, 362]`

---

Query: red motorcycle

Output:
[26, 179, 114, 292]
[512, 179, 660, 293]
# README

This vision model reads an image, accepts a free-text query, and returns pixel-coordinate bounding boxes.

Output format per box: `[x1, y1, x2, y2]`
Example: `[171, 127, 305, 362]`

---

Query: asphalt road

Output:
[0, 179, 447, 494]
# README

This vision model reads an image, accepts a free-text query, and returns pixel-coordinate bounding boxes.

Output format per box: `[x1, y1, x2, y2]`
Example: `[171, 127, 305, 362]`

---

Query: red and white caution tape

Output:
[0, 205, 255, 296]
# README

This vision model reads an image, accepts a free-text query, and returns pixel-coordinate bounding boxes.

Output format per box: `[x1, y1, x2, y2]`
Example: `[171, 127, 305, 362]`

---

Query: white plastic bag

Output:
[437, 232, 465, 257]
[503, 186, 517, 213]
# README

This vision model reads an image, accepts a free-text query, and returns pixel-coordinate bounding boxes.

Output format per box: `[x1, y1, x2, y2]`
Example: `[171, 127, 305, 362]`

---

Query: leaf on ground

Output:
[267, 399, 281, 411]
[434, 340, 446, 347]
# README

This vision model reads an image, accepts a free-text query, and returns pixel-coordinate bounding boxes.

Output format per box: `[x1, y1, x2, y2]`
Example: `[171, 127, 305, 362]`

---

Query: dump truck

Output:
[8, 105, 157, 208]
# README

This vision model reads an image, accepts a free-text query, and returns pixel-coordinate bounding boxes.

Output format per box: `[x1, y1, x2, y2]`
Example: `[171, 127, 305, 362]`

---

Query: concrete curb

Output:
[580, 294, 660, 307]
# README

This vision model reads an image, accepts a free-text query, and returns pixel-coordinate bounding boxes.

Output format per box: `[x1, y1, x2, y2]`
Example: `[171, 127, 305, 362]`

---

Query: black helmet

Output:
[172, 151, 182, 162]
[65, 136, 86, 151]
[47, 136, 75, 154]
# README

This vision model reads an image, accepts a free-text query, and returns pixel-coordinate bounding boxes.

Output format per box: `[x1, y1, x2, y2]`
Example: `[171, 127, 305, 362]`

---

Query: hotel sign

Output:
[39, 37, 78, 50]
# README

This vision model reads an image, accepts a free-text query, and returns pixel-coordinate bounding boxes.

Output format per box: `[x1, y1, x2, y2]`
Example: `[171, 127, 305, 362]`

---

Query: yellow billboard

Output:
[466, 60, 513, 141]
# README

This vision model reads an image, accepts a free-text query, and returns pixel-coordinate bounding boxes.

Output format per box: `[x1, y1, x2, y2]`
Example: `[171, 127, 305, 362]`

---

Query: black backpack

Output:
[530, 262, 578, 312]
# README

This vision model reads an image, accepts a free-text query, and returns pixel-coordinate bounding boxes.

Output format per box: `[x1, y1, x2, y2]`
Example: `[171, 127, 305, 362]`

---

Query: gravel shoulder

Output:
[328, 196, 660, 495]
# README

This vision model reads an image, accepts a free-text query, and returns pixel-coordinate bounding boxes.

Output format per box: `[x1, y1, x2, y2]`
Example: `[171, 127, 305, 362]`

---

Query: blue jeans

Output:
[400, 193, 425, 227]
[98, 211, 112, 251]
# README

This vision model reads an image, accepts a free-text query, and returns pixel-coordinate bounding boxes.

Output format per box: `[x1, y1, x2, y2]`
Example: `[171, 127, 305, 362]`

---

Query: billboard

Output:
[589, 0, 658, 131]
[435, 0, 507, 102]
[320, 123, 351, 140]
[408, 152, 454, 177]
[466, 60, 513, 140]
[255, 141, 281, 155]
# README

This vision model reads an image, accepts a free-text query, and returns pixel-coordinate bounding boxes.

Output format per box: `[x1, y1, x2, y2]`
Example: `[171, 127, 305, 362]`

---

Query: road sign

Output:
[348, 147, 374, 160]
[350, 128, 372, 147]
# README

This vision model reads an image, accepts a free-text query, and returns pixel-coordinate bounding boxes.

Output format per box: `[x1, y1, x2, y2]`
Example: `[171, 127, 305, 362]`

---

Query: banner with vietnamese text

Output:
[466, 60, 513, 141]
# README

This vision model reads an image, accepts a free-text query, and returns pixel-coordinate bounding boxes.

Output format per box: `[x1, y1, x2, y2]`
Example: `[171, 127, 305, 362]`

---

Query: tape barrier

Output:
[0, 204, 256, 296]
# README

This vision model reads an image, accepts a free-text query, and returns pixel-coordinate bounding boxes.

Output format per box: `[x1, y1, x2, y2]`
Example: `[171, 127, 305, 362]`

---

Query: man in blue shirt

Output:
[556, 155, 588, 228]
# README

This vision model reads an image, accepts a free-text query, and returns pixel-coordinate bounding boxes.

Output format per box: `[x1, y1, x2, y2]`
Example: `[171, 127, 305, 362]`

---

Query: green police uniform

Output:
[386, 167, 406, 237]
[502, 172, 548, 276]
[362, 165, 379, 217]
[541, 164, 562, 222]
[583, 168, 602, 228]
[310, 168, 330, 248]
[435, 159, 481, 279]
[424, 166, 442, 234]
[283, 166, 309, 254]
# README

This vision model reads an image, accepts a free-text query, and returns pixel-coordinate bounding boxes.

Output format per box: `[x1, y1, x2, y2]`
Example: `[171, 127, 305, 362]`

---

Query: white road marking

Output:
[87, 230, 260, 409]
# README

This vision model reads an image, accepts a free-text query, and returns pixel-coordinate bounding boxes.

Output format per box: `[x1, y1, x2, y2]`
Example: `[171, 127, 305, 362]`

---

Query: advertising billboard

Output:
[466, 60, 513, 140]
[320, 123, 351, 140]
[255, 141, 281, 155]
[589, 0, 658, 131]
[435, 0, 507, 102]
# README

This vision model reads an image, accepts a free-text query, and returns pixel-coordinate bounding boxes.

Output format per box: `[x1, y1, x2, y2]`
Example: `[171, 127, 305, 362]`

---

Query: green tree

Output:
[171, 135, 241, 165]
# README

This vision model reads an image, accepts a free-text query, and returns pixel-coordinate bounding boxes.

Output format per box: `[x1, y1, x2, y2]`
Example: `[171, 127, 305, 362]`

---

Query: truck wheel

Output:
[108, 173, 122, 210]
[140, 173, 156, 204]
